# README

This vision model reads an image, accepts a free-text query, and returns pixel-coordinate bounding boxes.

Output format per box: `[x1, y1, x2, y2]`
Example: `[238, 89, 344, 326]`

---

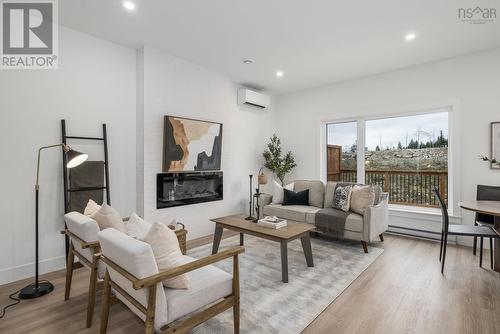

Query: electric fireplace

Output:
[157, 171, 223, 209]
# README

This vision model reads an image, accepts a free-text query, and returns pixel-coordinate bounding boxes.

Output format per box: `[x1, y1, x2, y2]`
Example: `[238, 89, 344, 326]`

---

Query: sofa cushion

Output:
[345, 213, 364, 232]
[263, 204, 321, 223]
[350, 185, 375, 215]
[165, 255, 233, 322]
[294, 180, 325, 208]
[323, 181, 337, 208]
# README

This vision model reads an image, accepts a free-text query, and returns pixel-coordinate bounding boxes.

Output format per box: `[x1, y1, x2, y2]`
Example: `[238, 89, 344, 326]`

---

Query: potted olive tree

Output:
[263, 134, 297, 185]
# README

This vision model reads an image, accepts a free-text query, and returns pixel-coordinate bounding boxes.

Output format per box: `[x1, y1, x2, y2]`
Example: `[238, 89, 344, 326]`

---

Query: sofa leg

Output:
[361, 241, 368, 253]
[379, 234, 384, 242]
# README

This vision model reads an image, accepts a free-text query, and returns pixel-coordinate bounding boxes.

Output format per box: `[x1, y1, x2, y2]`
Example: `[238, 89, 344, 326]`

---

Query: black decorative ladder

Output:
[61, 119, 111, 258]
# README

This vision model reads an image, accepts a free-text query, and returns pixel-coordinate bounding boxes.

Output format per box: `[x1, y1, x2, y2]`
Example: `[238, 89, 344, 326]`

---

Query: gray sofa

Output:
[261, 180, 389, 252]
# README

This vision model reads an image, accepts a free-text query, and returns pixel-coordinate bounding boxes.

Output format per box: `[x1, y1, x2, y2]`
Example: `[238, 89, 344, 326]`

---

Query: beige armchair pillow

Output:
[350, 185, 376, 215]
[142, 222, 189, 289]
[124, 212, 152, 240]
[83, 199, 101, 216]
[90, 203, 127, 233]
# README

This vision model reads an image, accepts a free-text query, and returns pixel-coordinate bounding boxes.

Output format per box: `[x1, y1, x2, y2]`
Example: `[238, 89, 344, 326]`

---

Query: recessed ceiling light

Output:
[242, 59, 254, 64]
[276, 71, 284, 77]
[405, 33, 416, 41]
[123, 1, 136, 11]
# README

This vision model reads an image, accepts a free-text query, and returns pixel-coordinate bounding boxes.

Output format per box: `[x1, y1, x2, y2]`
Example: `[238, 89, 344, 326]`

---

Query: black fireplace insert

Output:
[157, 171, 223, 209]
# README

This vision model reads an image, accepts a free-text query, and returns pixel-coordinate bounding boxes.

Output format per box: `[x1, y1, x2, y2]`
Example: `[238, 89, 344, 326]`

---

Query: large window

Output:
[327, 110, 449, 208]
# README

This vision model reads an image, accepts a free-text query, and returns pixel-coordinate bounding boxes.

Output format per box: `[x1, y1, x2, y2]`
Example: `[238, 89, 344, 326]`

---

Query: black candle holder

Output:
[245, 174, 255, 220]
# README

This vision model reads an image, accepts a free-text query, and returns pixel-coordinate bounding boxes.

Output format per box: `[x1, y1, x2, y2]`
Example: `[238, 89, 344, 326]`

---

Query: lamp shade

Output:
[66, 149, 88, 168]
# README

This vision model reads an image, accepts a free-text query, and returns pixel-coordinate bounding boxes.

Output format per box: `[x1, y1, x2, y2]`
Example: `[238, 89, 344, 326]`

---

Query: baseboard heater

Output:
[387, 225, 443, 242]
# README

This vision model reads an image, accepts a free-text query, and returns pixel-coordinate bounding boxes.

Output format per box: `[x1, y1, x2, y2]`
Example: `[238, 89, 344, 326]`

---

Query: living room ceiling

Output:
[60, 0, 500, 94]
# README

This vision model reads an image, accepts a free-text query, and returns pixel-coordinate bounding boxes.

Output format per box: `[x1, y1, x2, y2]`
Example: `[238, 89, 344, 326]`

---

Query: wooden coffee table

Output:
[210, 214, 315, 283]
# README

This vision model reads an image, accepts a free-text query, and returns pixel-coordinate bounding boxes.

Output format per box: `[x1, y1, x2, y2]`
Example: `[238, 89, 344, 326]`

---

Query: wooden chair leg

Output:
[86, 264, 98, 328]
[490, 238, 494, 270]
[100, 272, 111, 334]
[233, 254, 240, 334]
[361, 241, 368, 253]
[439, 232, 444, 262]
[144, 285, 157, 334]
[379, 234, 384, 242]
[64, 243, 75, 301]
[479, 237, 484, 268]
[441, 234, 448, 274]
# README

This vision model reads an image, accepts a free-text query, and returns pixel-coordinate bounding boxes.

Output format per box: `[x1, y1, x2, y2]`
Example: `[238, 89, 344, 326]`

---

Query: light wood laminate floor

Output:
[1, 234, 499, 334]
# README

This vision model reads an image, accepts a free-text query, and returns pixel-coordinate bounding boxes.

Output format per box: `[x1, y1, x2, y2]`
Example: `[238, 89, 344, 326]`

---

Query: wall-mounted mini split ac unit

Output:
[237, 88, 271, 109]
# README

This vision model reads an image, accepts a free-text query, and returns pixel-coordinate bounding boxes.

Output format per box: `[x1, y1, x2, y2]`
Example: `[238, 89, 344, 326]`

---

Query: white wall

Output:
[274, 48, 500, 241]
[136, 47, 274, 240]
[0, 27, 136, 284]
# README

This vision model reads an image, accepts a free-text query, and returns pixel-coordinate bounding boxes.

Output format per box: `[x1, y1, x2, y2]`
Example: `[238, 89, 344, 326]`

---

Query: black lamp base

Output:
[18, 282, 54, 299]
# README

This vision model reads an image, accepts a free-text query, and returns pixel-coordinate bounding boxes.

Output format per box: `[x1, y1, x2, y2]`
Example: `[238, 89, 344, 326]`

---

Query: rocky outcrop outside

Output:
[342, 147, 448, 171]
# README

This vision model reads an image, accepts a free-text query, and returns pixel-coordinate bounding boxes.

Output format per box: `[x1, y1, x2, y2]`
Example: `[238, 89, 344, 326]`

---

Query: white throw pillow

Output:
[90, 203, 127, 233]
[142, 222, 189, 289]
[271, 180, 294, 204]
[84, 199, 101, 216]
[125, 212, 152, 240]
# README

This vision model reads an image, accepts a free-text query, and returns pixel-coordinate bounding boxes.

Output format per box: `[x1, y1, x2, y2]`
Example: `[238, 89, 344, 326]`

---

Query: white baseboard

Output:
[0, 255, 66, 285]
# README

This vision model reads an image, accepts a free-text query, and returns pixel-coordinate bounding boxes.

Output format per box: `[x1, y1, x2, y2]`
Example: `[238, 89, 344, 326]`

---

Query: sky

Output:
[327, 111, 449, 151]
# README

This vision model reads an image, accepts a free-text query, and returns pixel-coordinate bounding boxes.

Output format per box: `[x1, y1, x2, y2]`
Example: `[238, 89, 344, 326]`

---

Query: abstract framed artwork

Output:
[492, 122, 500, 169]
[162, 116, 223, 172]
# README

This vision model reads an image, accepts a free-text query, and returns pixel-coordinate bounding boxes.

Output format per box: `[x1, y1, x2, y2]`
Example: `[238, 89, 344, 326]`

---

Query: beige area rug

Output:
[187, 235, 383, 334]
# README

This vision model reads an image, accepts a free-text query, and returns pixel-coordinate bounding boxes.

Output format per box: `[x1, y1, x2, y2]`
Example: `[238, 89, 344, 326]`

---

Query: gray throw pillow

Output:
[332, 185, 352, 212]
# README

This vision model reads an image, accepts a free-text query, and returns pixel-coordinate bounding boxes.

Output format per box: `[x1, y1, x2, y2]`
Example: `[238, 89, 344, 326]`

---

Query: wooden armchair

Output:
[64, 212, 189, 329]
[98, 228, 244, 334]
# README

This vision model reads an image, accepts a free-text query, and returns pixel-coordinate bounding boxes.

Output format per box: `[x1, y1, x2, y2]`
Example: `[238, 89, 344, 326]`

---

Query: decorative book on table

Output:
[257, 216, 287, 229]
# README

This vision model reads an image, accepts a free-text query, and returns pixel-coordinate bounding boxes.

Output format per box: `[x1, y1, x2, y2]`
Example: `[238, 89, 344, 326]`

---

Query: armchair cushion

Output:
[165, 255, 233, 322]
[98, 228, 169, 331]
[142, 223, 189, 289]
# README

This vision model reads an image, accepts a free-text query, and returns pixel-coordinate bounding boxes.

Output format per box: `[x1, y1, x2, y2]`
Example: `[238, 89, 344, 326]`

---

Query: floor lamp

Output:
[19, 144, 88, 299]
